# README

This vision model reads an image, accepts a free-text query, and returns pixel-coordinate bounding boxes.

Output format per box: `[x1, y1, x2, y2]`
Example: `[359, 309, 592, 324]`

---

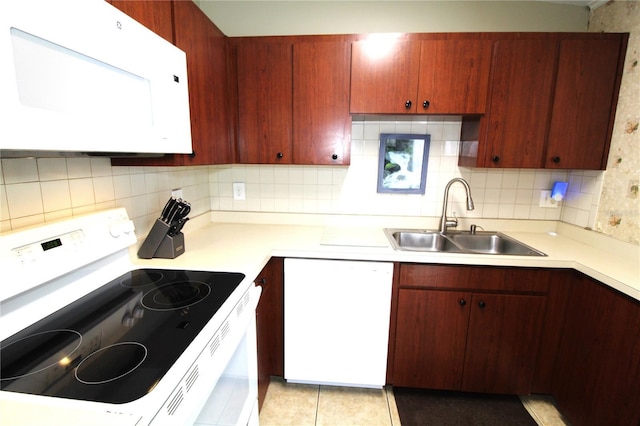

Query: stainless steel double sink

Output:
[385, 228, 546, 256]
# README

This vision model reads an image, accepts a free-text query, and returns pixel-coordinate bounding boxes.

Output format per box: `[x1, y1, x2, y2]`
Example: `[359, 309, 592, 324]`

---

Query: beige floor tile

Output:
[259, 378, 319, 426]
[520, 395, 570, 426]
[316, 385, 392, 426]
[259, 378, 567, 426]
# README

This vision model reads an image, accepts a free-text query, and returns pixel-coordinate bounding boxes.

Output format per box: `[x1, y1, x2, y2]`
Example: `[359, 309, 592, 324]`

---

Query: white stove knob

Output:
[109, 220, 135, 238]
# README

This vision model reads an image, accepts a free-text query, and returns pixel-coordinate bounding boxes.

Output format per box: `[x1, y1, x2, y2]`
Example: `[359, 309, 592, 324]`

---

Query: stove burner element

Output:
[120, 270, 164, 288]
[142, 281, 211, 311]
[0, 329, 82, 381]
[75, 342, 147, 385]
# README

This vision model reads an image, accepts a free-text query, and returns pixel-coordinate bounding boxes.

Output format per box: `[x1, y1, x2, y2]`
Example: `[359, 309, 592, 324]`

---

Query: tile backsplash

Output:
[210, 117, 603, 227]
[0, 117, 604, 237]
[0, 158, 210, 236]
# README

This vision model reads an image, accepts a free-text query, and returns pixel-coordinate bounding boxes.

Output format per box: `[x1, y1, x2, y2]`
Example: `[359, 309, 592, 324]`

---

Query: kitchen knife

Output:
[165, 199, 181, 224]
[169, 217, 189, 236]
[160, 198, 174, 223]
[170, 201, 190, 224]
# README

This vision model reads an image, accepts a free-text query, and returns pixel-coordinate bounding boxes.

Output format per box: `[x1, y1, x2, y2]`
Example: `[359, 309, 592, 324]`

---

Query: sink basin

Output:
[385, 229, 546, 256]
[447, 232, 546, 256]
[387, 230, 461, 252]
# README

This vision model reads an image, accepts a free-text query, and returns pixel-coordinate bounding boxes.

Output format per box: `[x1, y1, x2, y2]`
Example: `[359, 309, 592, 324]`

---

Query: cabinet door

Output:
[545, 38, 623, 169]
[393, 289, 471, 389]
[350, 39, 421, 114]
[174, 0, 234, 165]
[293, 41, 351, 165]
[482, 39, 557, 168]
[417, 39, 492, 114]
[552, 275, 640, 426]
[109, 0, 174, 44]
[255, 258, 284, 411]
[462, 293, 545, 394]
[236, 41, 293, 164]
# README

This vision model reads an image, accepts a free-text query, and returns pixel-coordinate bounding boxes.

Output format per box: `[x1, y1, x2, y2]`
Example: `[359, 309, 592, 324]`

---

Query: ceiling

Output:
[547, 0, 606, 8]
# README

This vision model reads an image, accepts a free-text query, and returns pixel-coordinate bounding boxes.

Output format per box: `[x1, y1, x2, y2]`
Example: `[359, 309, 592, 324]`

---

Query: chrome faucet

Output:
[439, 178, 475, 234]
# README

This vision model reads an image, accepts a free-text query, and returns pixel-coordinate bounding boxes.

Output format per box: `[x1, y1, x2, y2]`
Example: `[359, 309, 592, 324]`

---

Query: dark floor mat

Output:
[393, 388, 538, 426]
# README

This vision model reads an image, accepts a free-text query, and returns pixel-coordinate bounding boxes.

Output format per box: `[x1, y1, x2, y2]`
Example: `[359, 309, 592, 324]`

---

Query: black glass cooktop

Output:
[0, 269, 244, 404]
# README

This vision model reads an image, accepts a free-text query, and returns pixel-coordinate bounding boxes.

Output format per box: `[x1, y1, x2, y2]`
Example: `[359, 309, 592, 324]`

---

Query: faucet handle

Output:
[446, 211, 458, 229]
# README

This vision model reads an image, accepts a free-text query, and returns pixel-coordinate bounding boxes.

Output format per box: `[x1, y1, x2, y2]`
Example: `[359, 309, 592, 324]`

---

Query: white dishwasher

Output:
[284, 258, 394, 388]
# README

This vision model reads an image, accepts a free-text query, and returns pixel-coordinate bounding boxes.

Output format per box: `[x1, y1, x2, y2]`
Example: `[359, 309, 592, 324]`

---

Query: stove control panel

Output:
[0, 208, 136, 302]
[13, 229, 85, 265]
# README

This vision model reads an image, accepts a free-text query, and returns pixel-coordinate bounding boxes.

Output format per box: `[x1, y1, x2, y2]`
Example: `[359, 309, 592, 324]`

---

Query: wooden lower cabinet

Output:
[389, 264, 548, 394]
[461, 293, 545, 393]
[392, 288, 544, 393]
[551, 273, 640, 426]
[392, 289, 469, 389]
[255, 257, 284, 411]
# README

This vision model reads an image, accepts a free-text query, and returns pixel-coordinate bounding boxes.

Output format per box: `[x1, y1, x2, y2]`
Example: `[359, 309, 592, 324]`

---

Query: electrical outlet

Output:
[171, 188, 183, 199]
[539, 190, 557, 208]
[233, 182, 246, 200]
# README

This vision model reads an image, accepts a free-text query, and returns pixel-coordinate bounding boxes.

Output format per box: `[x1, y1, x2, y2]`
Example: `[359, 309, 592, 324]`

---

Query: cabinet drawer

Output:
[398, 263, 550, 293]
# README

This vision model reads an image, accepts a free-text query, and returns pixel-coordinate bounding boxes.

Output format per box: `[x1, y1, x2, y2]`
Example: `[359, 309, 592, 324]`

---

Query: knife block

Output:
[138, 219, 185, 259]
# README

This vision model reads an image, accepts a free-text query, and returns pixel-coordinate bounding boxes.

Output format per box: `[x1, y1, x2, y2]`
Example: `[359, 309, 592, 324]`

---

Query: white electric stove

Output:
[0, 208, 260, 425]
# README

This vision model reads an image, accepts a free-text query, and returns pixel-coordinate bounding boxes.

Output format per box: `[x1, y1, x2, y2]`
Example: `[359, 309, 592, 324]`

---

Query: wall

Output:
[589, 1, 640, 244]
[210, 117, 601, 226]
[0, 158, 210, 237]
[197, 1, 588, 36]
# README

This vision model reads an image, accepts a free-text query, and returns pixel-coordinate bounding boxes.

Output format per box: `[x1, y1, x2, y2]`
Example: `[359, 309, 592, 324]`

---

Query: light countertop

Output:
[131, 212, 639, 302]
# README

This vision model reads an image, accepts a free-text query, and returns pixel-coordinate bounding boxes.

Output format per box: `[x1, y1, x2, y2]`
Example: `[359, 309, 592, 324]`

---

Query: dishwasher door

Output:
[284, 258, 393, 388]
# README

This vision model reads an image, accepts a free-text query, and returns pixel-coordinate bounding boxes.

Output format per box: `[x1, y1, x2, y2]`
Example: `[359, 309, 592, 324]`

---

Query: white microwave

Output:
[0, 0, 192, 156]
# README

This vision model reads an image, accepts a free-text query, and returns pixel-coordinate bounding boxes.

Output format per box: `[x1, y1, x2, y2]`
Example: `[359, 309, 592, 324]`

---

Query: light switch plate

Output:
[233, 182, 246, 200]
[539, 190, 557, 208]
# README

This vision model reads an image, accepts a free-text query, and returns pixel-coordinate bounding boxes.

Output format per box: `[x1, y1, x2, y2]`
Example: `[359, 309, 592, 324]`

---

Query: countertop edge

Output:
[131, 213, 639, 302]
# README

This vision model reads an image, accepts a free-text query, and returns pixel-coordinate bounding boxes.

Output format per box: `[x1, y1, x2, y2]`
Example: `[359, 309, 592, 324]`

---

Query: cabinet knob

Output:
[276, 152, 284, 159]
[491, 155, 500, 163]
[552, 156, 561, 163]
[478, 301, 486, 309]
[422, 100, 430, 109]
[259, 278, 266, 285]
[405, 100, 412, 109]
[459, 298, 467, 306]
[332, 154, 338, 160]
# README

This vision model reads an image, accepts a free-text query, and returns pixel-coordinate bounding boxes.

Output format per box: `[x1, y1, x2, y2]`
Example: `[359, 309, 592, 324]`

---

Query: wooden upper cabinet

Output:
[350, 39, 421, 114]
[236, 41, 293, 164]
[417, 39, 492, 114]
[173, 0, 233, 165]
[350, 37, 491, 115]
[482, 39, 558, 168]
[545, 38, 624, 169]
[109, 0, 174, 44]
[293, 41, 351, 165]
[462, 33, 627, 170]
